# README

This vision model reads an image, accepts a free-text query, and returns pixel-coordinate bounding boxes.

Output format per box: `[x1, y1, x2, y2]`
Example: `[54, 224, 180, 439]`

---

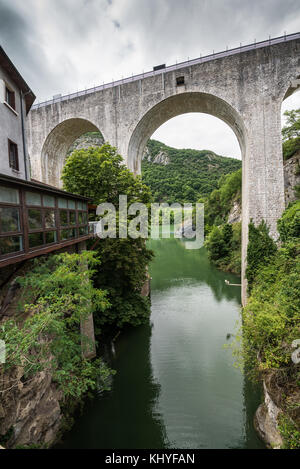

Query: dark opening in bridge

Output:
[153, 64, 166, 72]
[176, 76, 185, 86]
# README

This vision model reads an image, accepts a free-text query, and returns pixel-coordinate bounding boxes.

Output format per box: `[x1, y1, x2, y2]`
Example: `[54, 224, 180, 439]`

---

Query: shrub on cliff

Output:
[0, 252, 112, 399]
[241, 206, 300, 448]
[246, 220, 277, 293]
[277, 200, 300, 242]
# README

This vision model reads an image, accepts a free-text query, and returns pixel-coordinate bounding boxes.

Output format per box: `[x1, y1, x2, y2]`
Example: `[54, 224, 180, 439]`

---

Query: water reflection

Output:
[59, 322, 168, 449]
[149, 238, 241, 303]
[58, 237, 263, 449]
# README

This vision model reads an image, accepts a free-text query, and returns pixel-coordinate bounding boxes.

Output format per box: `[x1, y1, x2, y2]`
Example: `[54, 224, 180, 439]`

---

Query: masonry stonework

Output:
[27, 38, 300, 304]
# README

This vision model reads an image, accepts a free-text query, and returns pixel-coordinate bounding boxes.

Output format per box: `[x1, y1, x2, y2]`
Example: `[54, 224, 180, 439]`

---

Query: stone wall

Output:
[227, 154, 300, 225]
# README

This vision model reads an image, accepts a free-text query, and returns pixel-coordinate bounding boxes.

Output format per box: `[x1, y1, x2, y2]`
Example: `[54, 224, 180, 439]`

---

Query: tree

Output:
[205, 226, 227, 261]
[62, 144, 152, 208]
[282, 109, 300, 160]
[62, 144, 154, 332]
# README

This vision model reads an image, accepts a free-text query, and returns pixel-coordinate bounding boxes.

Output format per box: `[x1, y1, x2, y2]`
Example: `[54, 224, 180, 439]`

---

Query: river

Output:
[59, 236, 264, 449]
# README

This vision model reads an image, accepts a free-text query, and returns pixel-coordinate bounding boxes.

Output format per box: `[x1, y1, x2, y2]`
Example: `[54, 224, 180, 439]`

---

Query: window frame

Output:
[8, 139, 19, 171]
[0, 182, 90, 263]
[5, 85, 16, 110]
[0, 186, 23, 258]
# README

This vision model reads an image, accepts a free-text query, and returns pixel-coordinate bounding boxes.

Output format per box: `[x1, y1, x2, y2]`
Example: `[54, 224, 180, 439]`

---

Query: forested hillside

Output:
[142, 139, 241, 203]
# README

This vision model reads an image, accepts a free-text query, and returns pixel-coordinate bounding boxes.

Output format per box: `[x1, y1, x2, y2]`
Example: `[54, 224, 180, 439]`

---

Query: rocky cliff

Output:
[67, 132, 104, 155]
[284, 152, 300, 206]
[0, 367, 62, 448]
[0, 261, 63, 449]
[226, 154, 300, 225]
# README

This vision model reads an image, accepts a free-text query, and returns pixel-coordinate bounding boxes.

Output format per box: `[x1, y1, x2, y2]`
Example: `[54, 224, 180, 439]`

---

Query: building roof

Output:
[0, 173, 90, 201]
[0, 46, 36, 113]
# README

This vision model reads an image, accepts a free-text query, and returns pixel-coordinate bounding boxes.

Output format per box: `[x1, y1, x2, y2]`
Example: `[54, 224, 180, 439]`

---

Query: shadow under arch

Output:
[41, 118, 103, 188]
[127, 92, 247, 175]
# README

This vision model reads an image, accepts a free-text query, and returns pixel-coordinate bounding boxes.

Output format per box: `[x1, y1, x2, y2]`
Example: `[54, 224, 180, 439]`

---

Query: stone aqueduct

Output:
[27, 34, 300, 303]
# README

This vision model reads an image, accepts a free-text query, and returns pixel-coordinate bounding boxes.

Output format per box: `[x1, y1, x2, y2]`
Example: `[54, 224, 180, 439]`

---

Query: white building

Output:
[0, 46, 35, 180]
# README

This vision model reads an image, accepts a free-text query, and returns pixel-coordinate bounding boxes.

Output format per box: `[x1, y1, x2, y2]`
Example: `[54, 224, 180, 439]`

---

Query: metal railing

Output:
[32, 32, 300, 110]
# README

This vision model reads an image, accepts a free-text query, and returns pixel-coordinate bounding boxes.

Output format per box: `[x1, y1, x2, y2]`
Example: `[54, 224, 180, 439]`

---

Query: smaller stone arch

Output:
[41, 118, 104, 188]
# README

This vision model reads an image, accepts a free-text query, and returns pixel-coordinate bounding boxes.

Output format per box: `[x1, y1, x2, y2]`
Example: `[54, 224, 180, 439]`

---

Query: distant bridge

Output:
[27, 33, 300, 304]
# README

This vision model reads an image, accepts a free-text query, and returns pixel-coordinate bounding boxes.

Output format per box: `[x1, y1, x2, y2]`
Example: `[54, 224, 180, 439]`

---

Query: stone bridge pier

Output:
[27, 35, 300, 304]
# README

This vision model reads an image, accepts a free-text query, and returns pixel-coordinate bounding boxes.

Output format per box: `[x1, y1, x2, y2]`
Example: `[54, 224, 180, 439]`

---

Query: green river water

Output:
[60, 236, 264, 449]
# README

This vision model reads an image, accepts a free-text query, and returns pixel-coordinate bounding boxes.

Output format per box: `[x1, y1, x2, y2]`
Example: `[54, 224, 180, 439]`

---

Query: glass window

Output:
[77, 201, 83, 210]
[45, 210, 56, 228]
[0, 186, 19, 204]
[29, 232, 44, 248]
[26, 191, 41, 206]
[45, 231, 57, 244]
[5, 87, 15, 109]
[69, 212, 76, 225]
[68, 200, 76, 210]
[68, 228, 76, 239]
[28, 209, 42, 230]
[43, 195, 55, 207]
[82, 212, 88, 224]
[79, 226, 88, 236]
[58, 198, 68, 209]
[0, 235, 22, 255]
[78, 212, 83, 224]
[0, 207, 20, 233]
[59, 210, 68, 226]
[60, 229, 69, 241]
[8, 141, 19, 171]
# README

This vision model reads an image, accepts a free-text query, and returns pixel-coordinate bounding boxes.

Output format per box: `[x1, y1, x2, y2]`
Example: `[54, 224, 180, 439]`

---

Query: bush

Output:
[277, 201, 300, 242]
[0, 252, 112, 399]
[205, 222, 241, 274]
[246, 220, 277, 293]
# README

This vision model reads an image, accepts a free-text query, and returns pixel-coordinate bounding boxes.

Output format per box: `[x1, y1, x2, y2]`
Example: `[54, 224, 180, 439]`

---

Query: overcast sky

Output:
[0, 0, 299, 158]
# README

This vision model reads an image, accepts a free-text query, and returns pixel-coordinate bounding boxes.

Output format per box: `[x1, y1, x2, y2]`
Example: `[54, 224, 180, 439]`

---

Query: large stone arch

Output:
[127, 92, 247, 174]
[41, 118, 103, 188]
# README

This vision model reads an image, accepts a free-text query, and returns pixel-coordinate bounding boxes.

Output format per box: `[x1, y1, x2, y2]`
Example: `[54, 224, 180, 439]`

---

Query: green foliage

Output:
[243, 239, 300, 370]
[142, 139, 241, 204]
[246, 220, 277, 293]
[282, 109, 300, 160]
[278, 415, 300, 449]
[0, 252, 112, 399]
[92, 238, 153, 329]
[205, 222, 241, 274]
[205, 226, 227, 261]
[240, 205, 300, 448]
[243, 206, 300, 370]
[277, 201, 300, 242]
[204, 168, 242, 227]
[62, 143, 153, 331]
[62, 144, 152, 207]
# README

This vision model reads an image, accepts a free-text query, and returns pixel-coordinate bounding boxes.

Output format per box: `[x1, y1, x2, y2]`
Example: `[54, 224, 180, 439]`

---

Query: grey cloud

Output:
[0, 0, 298, 153]
[113, 19, 121, 29]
